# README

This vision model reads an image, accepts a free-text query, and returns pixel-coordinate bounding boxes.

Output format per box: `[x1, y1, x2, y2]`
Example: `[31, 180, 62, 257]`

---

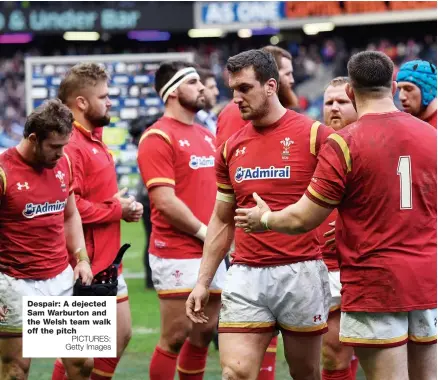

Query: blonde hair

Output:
[58, 62, 110, 105]
[325, 76, 350, 90]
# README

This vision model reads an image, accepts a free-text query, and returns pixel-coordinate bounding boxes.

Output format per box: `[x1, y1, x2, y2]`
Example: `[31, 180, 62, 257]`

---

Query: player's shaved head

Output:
[227, 49, 279, 87]
[24, 98, 73, 141]
[347, 51, 394, 97]
[58, 62, 110, 106]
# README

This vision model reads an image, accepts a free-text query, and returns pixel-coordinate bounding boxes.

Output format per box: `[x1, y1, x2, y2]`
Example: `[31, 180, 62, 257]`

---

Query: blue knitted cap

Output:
[396, 60, 437, 107]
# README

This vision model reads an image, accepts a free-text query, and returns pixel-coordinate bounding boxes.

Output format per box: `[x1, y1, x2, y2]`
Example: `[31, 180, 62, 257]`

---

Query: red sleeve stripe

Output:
[306, 185, 340, 206]
[146, 177, 175, 188]
[310, 121, 321, 156]
[328, 134, 352, 173]
[0, 166, 6, 195]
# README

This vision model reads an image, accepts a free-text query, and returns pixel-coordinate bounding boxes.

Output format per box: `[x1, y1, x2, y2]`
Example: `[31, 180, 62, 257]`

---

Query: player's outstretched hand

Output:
[323, 221, 336, 250]
[234, 192, 271, 233]
[74, 261, 94, 286]
[186, 284, 210, 324]
[125, 201, 144, 223]
[114, 188, 138, 221]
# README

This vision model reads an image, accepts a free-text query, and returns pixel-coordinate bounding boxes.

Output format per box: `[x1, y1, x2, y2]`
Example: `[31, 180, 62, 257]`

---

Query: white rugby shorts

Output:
[340, 309, 437, 347]
[0, 265, 74, 336]
[328, 270, 341, 313]
[149, 254, 226, 299]
[219, 260, 331, 335]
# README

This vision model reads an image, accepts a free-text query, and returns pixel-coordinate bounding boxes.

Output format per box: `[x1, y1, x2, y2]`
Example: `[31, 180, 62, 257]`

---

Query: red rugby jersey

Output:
[216, 102, 248, 148]
[317, 209, 339, 271]
[65, 122, 122, 275]
[306, 111, 437, 312]
[0, 148, 72, 279]
[424, 109, 437, 128]
[137, 116, 217, 259]
[216, 110, 333, 266]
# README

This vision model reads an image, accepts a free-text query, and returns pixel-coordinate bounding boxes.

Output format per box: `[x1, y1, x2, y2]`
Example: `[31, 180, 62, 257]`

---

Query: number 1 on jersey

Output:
[397, 156, 412, 210]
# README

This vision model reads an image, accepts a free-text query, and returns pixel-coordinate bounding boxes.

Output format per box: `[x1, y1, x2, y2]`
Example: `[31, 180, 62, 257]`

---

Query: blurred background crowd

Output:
[0, 1, 436, 154]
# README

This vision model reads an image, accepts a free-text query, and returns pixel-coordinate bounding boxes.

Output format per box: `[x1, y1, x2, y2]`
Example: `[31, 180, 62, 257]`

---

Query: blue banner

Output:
[200, 2, 285, 25]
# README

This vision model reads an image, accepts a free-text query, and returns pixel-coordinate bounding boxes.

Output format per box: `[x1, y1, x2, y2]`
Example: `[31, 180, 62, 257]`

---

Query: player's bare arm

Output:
[186, 199, 235, 323]
[235, 192, 332, 234]
[149, 186, 208, 241]
[64, 192, 93, 285]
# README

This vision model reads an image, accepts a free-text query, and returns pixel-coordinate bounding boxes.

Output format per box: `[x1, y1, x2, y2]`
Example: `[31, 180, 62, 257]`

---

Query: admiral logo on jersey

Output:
[235, 166, 291, 183]
[189, 155, 215, 170]
[22, 199, 67, 219]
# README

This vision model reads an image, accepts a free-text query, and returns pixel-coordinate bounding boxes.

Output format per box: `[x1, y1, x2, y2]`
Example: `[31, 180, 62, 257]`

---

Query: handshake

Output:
[114, 187, 144, 223]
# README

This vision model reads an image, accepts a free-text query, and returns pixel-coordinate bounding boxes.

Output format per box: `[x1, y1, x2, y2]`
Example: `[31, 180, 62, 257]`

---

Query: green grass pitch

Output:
[28, 222, 364, 379]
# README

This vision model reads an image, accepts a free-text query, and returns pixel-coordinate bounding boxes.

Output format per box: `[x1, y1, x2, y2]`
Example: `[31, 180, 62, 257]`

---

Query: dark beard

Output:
[88, 114, 111, 127]
[85, 109, 111, 127]
[179, 95, 205, 113]
[245, 98, 270, 121]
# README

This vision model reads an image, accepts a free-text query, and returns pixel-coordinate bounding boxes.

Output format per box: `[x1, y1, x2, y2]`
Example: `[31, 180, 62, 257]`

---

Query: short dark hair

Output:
[347, 51, 393, 94]
[197, 68, 215, 85]
[24, 99, 73, 140]
[262, 46, 292, 69]
[154, 61, 199, 95]
[58, 62, 110, 105]
[226, 49, 279, 86]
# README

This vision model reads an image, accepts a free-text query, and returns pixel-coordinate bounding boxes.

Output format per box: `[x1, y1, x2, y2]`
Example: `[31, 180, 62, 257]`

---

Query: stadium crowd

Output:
[0, 34, 436, 149]
[0, 15, 436, 380]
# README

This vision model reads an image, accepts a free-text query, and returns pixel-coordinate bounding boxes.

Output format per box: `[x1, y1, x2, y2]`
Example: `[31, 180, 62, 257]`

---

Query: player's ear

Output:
[266, 78, 277, 97]
[167, 89, 178, 100]
[345, 83, 355, 103]
[391, 81, 397, 96]
[76, 96, 87, 112]
[28, 133, 37, 145]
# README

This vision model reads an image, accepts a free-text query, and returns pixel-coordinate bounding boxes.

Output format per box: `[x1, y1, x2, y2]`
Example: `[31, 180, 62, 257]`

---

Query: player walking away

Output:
[0, 99, 94, 380]
[186, 49, 333, 380]
[396, 60, 437, 128]
[236, 51, 437, 380]
[195, 68, 220, 135]
[137, 61, 225, 380]
[320, 77, 359, 380]
[213, 46, 300, 380]
[52, 63, 142, 380]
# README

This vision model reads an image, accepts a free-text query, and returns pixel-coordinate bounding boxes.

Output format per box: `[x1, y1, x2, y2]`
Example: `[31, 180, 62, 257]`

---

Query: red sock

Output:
[150, 346, 178, 380]
[51, 359, 67, 380]
[350, 356, 359, 379]
[322, 368, 351, 380]
[258, 336, 277, 380]
[90, 358, 120, 379]
[177, 340, 208, 379]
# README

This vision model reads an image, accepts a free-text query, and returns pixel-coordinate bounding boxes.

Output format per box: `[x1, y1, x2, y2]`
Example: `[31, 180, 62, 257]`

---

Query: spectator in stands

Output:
[195, 68, 220, 135]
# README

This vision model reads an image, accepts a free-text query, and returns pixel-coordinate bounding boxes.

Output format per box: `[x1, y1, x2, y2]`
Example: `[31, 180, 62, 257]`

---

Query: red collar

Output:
[73, 121, 104, 142]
